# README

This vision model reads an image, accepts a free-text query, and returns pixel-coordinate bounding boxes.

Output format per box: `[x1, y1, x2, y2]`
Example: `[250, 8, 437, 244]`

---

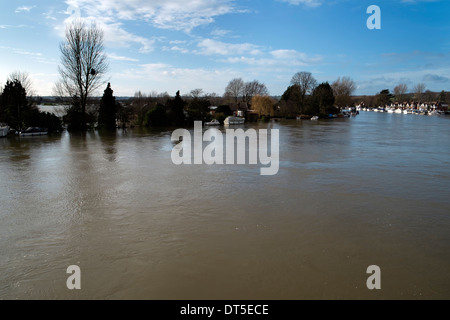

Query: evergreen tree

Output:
[310, 82, 336, 116]
[98, 83, 117, 130]
[1, 80, 28, 129]
[167, 91, 186, 126]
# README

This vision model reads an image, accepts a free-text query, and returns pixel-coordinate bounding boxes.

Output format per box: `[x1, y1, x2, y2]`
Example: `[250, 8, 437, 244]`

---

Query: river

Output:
[1, 112, 449, 299]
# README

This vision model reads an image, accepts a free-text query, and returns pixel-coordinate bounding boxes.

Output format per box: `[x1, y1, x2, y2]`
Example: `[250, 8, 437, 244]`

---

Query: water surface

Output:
[1, 112, 449, 299]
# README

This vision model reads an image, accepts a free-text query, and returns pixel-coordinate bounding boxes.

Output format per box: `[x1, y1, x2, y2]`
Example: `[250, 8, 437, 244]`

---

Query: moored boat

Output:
[20, 127, 48, 136]
[204, 119, 220, 126]
[224, 116, 245, 125]
[0, 123, 10, 137]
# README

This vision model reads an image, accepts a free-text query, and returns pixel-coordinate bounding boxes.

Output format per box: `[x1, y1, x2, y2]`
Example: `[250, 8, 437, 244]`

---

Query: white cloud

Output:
[113, 63, 245, 95]
[220, 49, 323, 69]
[65, 0, 236, 32]
[57, 14, 155, 53]
[197, 39, 262, 56]
[107, 53, 139, 62]
[278, 0, 322, 7]
[0, 25, 33, 29]
[15, 6, 36, 13]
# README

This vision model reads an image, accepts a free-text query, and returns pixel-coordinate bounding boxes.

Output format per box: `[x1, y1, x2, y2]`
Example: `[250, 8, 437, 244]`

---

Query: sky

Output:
[0, 0, 449, 97]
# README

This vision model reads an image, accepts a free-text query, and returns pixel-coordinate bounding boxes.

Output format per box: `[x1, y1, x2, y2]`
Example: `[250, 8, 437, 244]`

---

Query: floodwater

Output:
[1, 112, 450, 300]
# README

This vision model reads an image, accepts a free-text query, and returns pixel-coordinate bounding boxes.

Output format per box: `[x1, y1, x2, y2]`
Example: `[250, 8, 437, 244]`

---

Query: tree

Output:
[290, 71, 317, 113]
[8, 71, 34, 98]
[438, 90, 446, 103]
[244, 80, 269, 104]
[280, 85, 302, 117]
[376, 89, 393, 107]
[251, 96, 275, 117]
[423, 90, 436, 103]
[56, 20, 108, 131]
[98, 83, 117, 130]
[332, 76, 356, 110]
[167, 91, 186, 126]
[1, 80, 28, 129]
[224, 78, 245, 103]
[393, 83, 408, 103]
[310, 82, 335, 116]
[187, 90, 211, 123]
[413, 83, 426, 102]
[144, 104, 169, 127]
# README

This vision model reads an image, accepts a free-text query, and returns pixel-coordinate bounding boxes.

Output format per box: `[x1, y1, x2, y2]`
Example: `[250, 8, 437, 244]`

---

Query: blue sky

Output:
[0, 0, 449, 97]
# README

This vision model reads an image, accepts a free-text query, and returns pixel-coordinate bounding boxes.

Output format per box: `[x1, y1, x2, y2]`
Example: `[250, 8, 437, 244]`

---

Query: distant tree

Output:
[290, 71, 317, 113]
[413, 83, 426, 102]
[132, 91, 151, 127]
[332, 76, 356, 110]
[393, 83, 408, 103]
[438, 90, 446, 103]
[189, 89, 204, 99]
[98, 83, 117, 130]
[244, 80, 269, 104]
[215, 105, 232, 116]
[144, 103, 169, 127]
[8, 71, 34, 98]
[310, 82, 335, 116]
[187, 91, 211, 123]
[224, 78, 245, 103]
[251, 96, 275, 117]
[376, 89, 393, 107]
[423, 90, 436, 103]
[1, 80, 28, 129]
[280, 84, 302, 117]
[55, 20, 108, 131]
[167, 91, 186, 126]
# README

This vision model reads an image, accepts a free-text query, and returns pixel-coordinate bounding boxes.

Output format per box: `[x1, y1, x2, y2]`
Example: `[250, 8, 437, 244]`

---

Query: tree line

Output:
[2, 21, 448, 133]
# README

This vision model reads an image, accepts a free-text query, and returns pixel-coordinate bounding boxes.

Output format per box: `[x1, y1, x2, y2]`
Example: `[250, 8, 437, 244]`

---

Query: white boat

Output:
[20, 127, 48, 136]
[394, 109, 403, 114]
[204, 119, 220, 126]
[311, 116, 319, 121]
[224, 116, 245, 125]
[0, 123, 10, 137]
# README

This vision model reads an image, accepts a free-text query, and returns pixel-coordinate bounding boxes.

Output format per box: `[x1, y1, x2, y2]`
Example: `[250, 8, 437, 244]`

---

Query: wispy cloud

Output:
[196, 39, 263, 56]
[107, 53, 139, 62]
[15, 6, 36, 13]
[277, 0, 322, 7]
[65, 0, 237, 32]
[0, 25, 33, 29]
[423, 74, 449, 83]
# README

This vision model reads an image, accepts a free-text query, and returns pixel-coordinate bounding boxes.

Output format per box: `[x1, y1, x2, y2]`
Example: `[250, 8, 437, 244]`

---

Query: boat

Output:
[394, 109, 403, 114]
[204, 119, 221, 126]
[0, 123, 9, 137]
[20, 127, 48, 136]
[311, 116, 319, 121]
[224, 116, 245, 125]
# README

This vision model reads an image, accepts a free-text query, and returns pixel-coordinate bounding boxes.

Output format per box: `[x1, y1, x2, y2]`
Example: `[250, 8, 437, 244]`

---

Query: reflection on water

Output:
[1, 113, 450, 299]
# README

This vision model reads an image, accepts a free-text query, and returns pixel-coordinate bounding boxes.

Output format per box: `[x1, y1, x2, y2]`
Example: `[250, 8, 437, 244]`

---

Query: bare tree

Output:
[190, 88, 204, 99]
[8, 71, 35, 97]
[56, 20, 108, 130]
[413, 83, 426, 102]
[244, 80, 269, 103]
[393, 83, 408, 103]
[290, 71, 317, 113]
[332, 76, 356, 109]
[224, 78, 245, 103]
